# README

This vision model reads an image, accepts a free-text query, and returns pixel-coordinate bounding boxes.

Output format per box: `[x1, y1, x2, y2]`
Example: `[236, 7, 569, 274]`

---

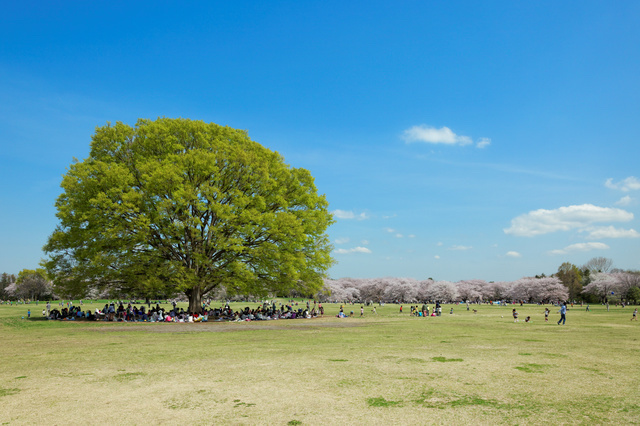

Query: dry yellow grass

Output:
[1, 301, 638, 424]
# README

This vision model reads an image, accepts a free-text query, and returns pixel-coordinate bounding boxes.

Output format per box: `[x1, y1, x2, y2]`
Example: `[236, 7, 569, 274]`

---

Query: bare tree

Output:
[583, 257, 614, 274]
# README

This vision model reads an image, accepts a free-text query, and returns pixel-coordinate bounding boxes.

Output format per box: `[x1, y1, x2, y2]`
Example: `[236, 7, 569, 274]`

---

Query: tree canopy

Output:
[556, 262, 583, 300]
[44, 118, 334, 312]
[15, 269, 53, 301]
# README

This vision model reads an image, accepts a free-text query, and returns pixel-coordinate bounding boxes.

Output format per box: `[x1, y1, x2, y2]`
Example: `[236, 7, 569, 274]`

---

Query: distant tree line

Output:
[321, 257, 640, 304]
[1, 270, 53, 301]
[2, 257, 638, 304]
[320, 276, 569, 304]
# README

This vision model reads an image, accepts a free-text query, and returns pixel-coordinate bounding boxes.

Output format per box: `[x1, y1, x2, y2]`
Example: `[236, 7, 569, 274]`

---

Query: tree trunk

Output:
[187, 286, 203, 314]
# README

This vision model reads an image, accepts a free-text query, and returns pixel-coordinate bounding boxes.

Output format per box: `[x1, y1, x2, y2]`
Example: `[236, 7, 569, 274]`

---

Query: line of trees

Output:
[321, 257, 640, 305]
[553, 257, 640, 304]
[320, 276, 569, 304]
[2, 257, 638, 304]
[582, 272, 640, 303]
[1, 270, 53, 301]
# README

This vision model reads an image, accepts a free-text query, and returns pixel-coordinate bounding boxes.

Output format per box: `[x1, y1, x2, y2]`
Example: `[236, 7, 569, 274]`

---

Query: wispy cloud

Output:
[615, 196, 633, 206]
[403, 125, 472, 146]
[335, 237, 350, 245]
[403, 125, 491, 149]
[504, 204, 633, 237]
[582, 226, 640, 239]
[605, 177, 640, 192]
[332, 209, 369, 220]
[505, 251, 522, 258]
[549, 242, 610, 255]
[476, 137, 491, 148]
[448, 245, 473, 251]
[334, 246, 372, 255]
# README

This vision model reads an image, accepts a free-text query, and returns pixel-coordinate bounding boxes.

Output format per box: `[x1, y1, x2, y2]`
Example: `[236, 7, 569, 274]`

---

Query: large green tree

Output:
[556, 262, 583, 301]
[44, 118, 334, 312]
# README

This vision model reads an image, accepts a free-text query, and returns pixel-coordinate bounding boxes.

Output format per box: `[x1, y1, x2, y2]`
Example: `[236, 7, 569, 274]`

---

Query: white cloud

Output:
[506, 251, 522, 258]
[504, 204, 634, 237]
[605, 177, 640, 192]
[449, 245, 473, 251]
[361, 240, 370, 245]
[335, 237, 350, 245]
[615, 196, 633, 206]
[437, 242, 443, 246]
[583, 226, 640, 239]
[476, 137, 491, 148]
[434, 255, 440, 259]
[334, 246, 372, 255]
[332, 210, 368, 220]
[549, 242, 610, 255]
[333, 209, 355, 219]
[408, 234, 416, 238]
[395, 233, 404, 238]
[385, 228, 395, 233]
[403, 125, 472, 146]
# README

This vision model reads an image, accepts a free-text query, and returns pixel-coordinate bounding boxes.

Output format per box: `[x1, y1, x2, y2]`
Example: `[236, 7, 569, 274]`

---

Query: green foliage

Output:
[14, 268, 52, 301]
[556, 262, 583, 300]
[44, 118, 334, 310]
[626, 286, 640, 303]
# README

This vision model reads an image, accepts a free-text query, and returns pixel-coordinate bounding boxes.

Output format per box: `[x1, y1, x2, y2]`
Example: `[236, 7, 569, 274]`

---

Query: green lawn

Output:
[0, 301, 638, 425]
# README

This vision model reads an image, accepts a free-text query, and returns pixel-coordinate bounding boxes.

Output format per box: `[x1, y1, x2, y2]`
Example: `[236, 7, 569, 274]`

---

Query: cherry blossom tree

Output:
[429, 281, 459, 302]
[582, 273, 620, 302]
[456, 279, 486, 302]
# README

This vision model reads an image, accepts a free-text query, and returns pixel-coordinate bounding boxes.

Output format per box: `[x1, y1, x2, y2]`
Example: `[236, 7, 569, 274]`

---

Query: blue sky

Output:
[1, 1, 639, 281]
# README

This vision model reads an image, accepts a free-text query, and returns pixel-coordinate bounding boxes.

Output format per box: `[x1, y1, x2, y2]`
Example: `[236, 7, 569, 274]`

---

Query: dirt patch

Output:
[86, 318, 365, 333]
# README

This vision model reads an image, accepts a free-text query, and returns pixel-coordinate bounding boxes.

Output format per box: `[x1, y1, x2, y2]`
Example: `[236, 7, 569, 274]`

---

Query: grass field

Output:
[1, 301, 638, 425]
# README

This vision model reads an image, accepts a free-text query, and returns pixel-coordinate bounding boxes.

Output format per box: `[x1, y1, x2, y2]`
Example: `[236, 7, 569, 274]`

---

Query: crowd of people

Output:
[42, 300, 326, 323]
[7, 297, 637, 324]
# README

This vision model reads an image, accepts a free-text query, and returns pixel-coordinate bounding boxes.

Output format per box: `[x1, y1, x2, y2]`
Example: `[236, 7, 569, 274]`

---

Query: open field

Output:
[1, 301, 639, 425]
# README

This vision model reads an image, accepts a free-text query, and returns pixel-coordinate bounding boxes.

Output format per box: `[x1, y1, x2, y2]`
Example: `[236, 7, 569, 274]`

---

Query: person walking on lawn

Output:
[557, 302, 567, 325]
